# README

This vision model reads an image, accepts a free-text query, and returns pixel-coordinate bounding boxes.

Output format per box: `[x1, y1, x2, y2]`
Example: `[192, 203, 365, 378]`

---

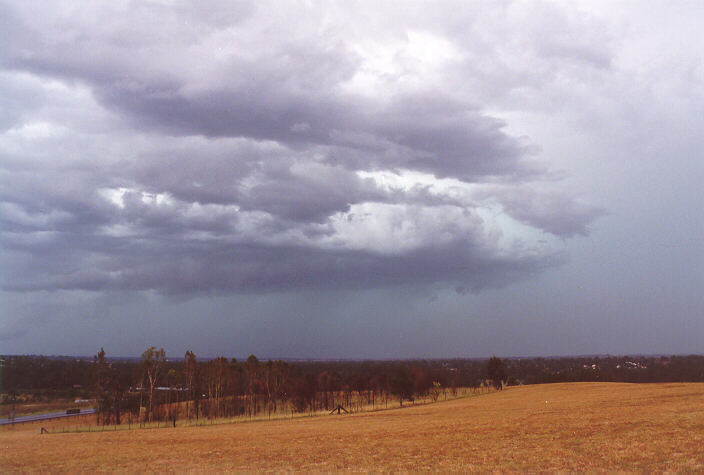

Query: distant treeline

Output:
[505, 354, 704, 384]
[1, 352, 703, 425]
[1, 350, 481, 424]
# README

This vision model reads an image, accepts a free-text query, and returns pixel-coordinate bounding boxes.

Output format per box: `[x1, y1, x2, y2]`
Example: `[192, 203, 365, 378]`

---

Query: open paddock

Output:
[2, 382, 704, 471]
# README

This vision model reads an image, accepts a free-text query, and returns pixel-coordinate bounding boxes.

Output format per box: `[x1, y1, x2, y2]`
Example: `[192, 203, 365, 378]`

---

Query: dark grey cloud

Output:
[0, 0, 602, 301]
[485, 187, 605, 238]
[0, 1, 701, 362]
[3, 215, 563, 295]
[1, 2, 536, 182]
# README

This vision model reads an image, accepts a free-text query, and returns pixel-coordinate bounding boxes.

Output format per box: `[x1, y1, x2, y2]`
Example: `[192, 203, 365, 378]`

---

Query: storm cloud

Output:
[0, 1, 599, 297]
[4, 1, 700, 359]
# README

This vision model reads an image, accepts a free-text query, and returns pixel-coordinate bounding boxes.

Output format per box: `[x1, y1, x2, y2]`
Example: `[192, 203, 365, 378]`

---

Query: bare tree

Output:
[141, 347, 166, 422]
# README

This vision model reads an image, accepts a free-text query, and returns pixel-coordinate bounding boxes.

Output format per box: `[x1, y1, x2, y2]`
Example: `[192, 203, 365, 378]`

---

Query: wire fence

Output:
[1, 386, 497, 435]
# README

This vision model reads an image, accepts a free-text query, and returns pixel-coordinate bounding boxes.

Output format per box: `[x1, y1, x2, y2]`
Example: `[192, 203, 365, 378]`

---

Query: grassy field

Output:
[2, 382, 703, 471]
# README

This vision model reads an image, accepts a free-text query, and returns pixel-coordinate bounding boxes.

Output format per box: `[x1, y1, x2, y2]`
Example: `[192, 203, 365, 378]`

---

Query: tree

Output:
[390, 366, 414, 405]
[109, 372, 127, 426]
[92, 348, 127, 425]
[184, 350, 199, 420]
[205, 356, 228, 418]
[318, 371, 333, 410]
[430, 381, 442, 402]
[92, 348, 110, 424]
[292, 373, 317, 413]
[245, 355, 260, 416]
[166, 368, 179, 425]
[487, 356, 506, 390]
[141, 346, 166, 422]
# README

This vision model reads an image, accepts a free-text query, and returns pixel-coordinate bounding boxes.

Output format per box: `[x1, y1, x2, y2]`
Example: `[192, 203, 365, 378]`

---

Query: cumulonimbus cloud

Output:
[0, 1, 602, 295]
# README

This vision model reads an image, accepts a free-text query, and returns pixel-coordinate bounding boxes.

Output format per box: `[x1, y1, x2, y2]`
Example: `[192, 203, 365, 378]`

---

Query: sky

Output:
[1, 1, 702, 359]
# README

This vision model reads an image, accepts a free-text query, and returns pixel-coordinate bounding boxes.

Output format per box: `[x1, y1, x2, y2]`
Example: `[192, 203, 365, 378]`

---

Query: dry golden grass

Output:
[2, 382, 704, 472]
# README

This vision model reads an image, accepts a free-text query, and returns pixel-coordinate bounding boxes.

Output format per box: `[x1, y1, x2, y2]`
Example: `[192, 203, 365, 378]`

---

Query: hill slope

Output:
[3, 382, 704, 471]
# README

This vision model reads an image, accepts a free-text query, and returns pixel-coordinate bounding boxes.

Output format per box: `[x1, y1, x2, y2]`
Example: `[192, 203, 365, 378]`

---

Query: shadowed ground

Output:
[2, 382, 704, 471]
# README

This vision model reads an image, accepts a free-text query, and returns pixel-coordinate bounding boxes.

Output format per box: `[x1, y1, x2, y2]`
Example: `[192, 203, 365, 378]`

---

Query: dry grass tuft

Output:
[2, 382, 704, 472]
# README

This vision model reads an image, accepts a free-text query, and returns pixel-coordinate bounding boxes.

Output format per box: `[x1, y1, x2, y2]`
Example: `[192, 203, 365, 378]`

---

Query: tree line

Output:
[89, 347, 488, 425]
[1, 350, 509, 424]
[3, 352, 704, 425]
